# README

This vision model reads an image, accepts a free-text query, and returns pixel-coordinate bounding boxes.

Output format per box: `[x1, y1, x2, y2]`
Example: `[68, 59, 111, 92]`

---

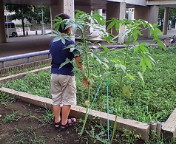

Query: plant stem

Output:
[80, 30, 91, 136]
[80, 106, 89, 135]
[110, 115, 118, 144]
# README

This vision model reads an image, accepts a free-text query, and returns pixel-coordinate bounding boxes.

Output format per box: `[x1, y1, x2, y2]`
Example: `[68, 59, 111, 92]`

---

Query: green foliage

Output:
[1, 111, 20, 123]
[5, 4, 33, 21]
[5, 4, 34, 36]
[0, 93, 16, 105]
[33, 6, 50, 23]
[10, 127, 45, 144]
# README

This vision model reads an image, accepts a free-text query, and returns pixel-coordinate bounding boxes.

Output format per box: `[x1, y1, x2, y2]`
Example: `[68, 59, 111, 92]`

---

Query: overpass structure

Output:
[0, 0, 176, 43]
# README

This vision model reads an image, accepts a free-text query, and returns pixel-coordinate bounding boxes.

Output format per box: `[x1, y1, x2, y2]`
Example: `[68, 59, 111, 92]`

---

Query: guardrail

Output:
[0, 50, 50, 68]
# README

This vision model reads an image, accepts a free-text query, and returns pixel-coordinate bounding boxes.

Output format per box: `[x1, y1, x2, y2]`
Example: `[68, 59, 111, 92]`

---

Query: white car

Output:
[5, 22, 18, 37]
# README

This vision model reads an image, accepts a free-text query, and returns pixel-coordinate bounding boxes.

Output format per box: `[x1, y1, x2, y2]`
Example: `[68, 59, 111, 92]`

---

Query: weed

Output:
[9, 127, 46, 144]
[0, 93, 16, 105]
[1, 111, 21, 123]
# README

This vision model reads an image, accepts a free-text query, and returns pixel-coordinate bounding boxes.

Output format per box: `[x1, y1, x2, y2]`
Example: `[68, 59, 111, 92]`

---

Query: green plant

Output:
[99, 16, 165, 144]
[53, 10, 165, 143]
[41, 109, 53, 124]
[121, 129, 141, 144]
[0, 93, 16, 105]
[1, 111, 20, 123]
[10, 127, 45, 144]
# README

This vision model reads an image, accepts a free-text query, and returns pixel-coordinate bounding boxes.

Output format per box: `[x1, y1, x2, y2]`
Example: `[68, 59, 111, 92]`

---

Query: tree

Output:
[158, 7, 176, 29]
[33, 6, 50, 24]
[5, 4, 34, 36]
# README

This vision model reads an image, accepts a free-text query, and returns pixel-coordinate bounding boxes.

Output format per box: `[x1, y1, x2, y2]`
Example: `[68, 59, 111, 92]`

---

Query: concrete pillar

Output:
[128, 8, 135, 20]
[97, 9, 103, 16]
[118, 2, 126, 43]
[163, 7, 169, 35]
[106, 2, 126, 43]
[135, 5, 159, 37]
[75, 6, 91, 14]
[135, 6, 149, 37]
[148, 6, 159, 25]
[107, 2, 126, 22]
[50, 0, 74, 20]
[75, 6, 92, 38]
[0, 1, 6, 43]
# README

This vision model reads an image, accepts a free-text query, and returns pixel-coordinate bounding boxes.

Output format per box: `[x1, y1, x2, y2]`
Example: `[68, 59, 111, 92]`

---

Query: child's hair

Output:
[55, 13, 70, 33]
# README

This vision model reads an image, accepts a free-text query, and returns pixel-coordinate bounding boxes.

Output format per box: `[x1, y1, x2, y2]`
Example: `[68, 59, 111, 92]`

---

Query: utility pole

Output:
[4, 6, 9, 38]
[41, 8, 45, 35]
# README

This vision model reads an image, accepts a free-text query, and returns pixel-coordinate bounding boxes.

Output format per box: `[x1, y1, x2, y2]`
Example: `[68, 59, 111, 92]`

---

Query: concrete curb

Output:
[0, 87, 150, 140]
[162, 108, 176, 138]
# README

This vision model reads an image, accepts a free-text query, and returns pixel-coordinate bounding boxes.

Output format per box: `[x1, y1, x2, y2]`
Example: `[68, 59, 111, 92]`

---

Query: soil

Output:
[0, 100, 87, 144]
[0, 99, 145, 144]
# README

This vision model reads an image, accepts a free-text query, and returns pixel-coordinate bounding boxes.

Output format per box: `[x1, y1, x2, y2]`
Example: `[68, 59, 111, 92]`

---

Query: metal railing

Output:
[0, 50, 50, 68]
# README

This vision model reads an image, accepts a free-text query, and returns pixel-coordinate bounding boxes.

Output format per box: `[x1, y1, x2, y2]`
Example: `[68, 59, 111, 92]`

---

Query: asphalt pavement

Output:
[0, 35, 52, 57]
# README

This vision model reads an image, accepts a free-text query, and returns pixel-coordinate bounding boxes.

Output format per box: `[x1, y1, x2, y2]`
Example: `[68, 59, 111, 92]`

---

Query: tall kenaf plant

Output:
[52, 10, 165, 143]
[104, 18, 165, 143]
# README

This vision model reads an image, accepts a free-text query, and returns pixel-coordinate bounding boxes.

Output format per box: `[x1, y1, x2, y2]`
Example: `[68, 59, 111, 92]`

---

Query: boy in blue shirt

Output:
[50, 13, 86, 130]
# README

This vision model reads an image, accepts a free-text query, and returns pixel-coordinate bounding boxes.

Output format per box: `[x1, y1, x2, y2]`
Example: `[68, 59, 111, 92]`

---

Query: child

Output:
[50, 13, 86, 130]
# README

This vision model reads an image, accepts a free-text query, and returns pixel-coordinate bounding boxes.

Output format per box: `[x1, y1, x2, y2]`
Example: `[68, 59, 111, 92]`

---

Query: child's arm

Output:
[75, 56, 84, 69]
[75, 56, 89, 87]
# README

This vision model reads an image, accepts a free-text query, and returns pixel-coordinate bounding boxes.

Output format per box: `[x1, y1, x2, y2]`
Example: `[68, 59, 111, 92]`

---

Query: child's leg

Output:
[61, 105, 71, 125]
[53, 105, 61, 124]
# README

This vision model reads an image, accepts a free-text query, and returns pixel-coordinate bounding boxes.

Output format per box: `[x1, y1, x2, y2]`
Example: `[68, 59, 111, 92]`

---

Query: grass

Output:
[1, 111, 21, 123]
[1, 47, 176, 123]
[0, 93, 16, 105]
[9, 127, 45, 144]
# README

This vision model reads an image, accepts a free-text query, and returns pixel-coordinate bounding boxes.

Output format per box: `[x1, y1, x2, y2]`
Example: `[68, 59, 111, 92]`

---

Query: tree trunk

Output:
[22, 17, 25, 36]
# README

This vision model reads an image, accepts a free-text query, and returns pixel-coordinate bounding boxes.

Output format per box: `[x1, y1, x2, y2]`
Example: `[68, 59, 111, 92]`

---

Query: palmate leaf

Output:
[126, 73, 135, 80]
[53, 36, 66, 44]
[107, 20, 115, 30]
[137, 71, 145, 84]
[144, 52, 155, 64]
[90, 52, 109, 69]
[115, 64, 126, 73]
[140, 58, 147, 72]
[156, 40, 166, 50]
[140, 53, 155, 72]
[59, 58, 72, 69]
[144, 56, 152, 69]
[122, 85, 132, 97]
[92, 11, 105, 26]
[64, 44, 75, 52]
[100, 45, 111, 53]
[134, 43, 149, 53]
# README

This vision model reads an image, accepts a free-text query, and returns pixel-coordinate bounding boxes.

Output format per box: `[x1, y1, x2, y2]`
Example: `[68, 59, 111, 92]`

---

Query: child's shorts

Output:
[50, 74, 76, 105]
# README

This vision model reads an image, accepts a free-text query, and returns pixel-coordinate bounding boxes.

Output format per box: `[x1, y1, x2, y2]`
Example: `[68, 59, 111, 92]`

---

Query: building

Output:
[0, 0, 176, 43]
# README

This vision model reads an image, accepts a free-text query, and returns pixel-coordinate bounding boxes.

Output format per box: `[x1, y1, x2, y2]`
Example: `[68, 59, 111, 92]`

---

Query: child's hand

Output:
[79, 65, 84, 70]
[81, 79, 90, 87]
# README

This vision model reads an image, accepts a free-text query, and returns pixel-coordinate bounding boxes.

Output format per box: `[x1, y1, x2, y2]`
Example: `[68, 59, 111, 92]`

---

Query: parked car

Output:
[5, 22, 18, 37]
